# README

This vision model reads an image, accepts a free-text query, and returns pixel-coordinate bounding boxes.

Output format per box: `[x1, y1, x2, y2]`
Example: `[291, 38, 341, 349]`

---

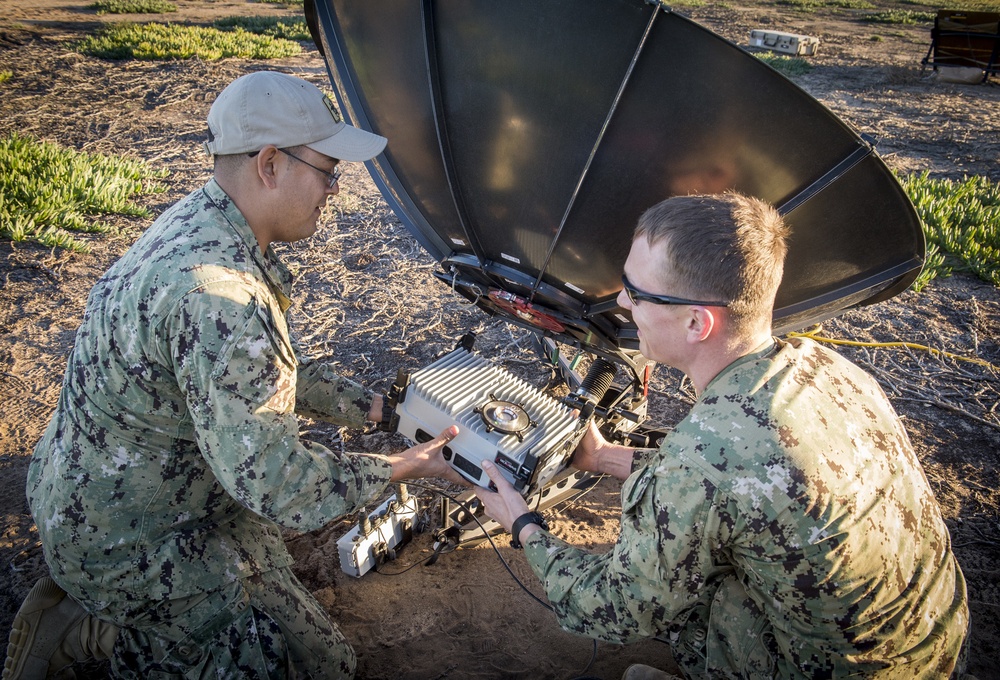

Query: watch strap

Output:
[376, 393, 396, 432]
[510, 511, 547, 549]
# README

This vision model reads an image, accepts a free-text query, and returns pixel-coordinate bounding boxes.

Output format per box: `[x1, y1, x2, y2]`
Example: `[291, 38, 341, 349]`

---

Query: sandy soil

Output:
[1, 1, 998, 678]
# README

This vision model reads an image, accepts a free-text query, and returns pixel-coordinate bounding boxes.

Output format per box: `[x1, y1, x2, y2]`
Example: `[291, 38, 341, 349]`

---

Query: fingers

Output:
[389, 425, 464, 484]
[471, 484, 506, 527]
[367, 393, 384, 422]
[436, 425, 459, 443]
[569, 420, 604, 473]
[480, 460, 520, 501]
[479, 459, 507, 489]
[475, 460, 529, 530]
[436, 425, 459, 442]
[417, 425, 458, 452]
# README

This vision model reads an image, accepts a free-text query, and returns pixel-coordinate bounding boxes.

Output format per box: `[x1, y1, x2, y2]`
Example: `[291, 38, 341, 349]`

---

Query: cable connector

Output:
[337, 492, 418, 577]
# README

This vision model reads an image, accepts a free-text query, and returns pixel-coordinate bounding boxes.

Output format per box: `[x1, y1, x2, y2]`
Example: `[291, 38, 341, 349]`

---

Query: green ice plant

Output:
[0, 133, 167, 252]
[900, 0, 1000, 9]
[89, 0, 177, 15]
[754, 52, 814, 76]
[860, 9, 936, 24]
[828, 0, 875, 8]
[776, 0, 824, 10]
[76, 22, 302, 60]
[901, 173, 1000, 290]
[212, 16, 311, 42]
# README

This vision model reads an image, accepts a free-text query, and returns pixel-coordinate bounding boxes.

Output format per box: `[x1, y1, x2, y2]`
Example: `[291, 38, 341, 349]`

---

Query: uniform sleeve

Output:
[523, 455, 731, 644]
[168, 284, 392, 531]
[295, 355, 374, 429]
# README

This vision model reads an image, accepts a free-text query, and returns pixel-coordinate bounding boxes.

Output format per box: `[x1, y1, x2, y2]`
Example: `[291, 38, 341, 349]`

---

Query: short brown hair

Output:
[633, 192, 789, 338]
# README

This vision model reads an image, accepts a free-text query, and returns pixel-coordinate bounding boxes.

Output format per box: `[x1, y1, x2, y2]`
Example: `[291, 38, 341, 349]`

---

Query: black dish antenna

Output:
[304, 0, 924, 381]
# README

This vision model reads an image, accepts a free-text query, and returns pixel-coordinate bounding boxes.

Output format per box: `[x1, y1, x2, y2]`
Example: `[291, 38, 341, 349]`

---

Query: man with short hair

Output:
[476, 192, 969, 678]
[7, 71, 458, 679]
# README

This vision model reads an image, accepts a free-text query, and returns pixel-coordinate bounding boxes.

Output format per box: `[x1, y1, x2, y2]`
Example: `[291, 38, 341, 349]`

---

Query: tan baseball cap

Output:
[204, 71, 387, 161]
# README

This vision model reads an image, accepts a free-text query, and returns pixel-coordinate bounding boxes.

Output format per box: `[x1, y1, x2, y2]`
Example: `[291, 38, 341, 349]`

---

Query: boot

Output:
[622, 664, 684, 680]
[3, 577, 119, 679]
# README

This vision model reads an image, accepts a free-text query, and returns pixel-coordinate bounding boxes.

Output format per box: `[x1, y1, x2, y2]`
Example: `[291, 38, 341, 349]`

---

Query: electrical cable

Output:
[373, 539, 456, 576]
[358, 484, 650, 680]
[571, 639, 600, 680]
[549, 473, 606, 514]
[377, 470, 611, 582]
[400, 483, 614, 680]
[787, 325, 998, 370]
[390, 480, 555, 611]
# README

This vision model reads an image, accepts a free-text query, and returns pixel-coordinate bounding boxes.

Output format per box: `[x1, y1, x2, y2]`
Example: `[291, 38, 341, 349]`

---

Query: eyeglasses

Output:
[278, 149, 342, 189]
[620, 274, 729, 308]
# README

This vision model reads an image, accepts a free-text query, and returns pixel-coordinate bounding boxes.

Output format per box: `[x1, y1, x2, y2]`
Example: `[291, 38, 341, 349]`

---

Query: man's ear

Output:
[686, 306, 716, 343]
[255, 145, 281, 189]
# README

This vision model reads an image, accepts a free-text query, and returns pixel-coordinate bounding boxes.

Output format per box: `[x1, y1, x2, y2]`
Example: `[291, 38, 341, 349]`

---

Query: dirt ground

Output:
[1, 1, 999, 678]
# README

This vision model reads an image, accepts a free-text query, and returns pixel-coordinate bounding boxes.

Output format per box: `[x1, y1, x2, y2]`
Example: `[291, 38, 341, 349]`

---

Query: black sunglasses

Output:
[620, 274, 729, 308]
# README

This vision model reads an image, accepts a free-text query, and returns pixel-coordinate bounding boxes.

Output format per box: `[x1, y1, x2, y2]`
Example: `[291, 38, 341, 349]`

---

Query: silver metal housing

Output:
[393, 347, 584, 496]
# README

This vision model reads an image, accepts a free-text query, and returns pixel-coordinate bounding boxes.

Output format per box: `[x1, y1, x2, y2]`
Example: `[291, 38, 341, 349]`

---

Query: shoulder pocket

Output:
[211, 298, 297, 411]
[621, 465, 655, 517]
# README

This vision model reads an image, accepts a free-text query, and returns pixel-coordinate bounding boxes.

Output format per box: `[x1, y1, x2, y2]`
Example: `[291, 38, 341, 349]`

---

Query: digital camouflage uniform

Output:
[523, 338, 968, 679]
[28, 179, 393, 678]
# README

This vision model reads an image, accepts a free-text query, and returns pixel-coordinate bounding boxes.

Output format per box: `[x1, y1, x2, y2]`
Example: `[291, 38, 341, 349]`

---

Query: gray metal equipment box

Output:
[749, 30, 821, 56]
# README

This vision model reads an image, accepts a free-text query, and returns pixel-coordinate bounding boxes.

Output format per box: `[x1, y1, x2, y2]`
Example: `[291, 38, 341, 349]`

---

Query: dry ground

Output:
[1, 1, 999, 678]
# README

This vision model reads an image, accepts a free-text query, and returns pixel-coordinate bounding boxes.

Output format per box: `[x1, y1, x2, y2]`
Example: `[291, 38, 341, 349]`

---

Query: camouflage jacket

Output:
[28, 180, 393, 606]
[524, 338, 968, 678]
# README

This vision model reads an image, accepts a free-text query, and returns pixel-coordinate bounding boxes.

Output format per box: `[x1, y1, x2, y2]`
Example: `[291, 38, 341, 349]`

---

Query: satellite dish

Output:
[305, 0, 924, 377]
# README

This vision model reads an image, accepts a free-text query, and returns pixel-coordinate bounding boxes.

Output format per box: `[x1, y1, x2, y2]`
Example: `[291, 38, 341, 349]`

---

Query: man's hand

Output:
[387, 426, 465, 485]
[570, 419, 609, 473]
[474, 460, 538, 544]
[367, 393, 384, 423]
[570, 420, 636, 481]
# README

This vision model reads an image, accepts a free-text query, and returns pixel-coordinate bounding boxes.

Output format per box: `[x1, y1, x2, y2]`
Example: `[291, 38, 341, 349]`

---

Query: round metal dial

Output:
[478, 400, 531, 435]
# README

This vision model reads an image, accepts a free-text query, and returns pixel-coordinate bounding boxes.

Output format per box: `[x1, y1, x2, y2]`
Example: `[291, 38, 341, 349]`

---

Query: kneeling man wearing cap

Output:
[7, 71, 461, 679]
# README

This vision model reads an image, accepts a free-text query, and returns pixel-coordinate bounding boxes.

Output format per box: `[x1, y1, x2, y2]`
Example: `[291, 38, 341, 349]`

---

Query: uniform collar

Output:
[702, 337, 779, 393]
[202, 179, 294, 312]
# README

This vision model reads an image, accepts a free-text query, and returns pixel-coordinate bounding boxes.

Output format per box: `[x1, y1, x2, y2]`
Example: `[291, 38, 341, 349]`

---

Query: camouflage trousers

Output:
[91, 567, 355, 679]
[667, 574, 969, 679]
[666, 573, 778, 678]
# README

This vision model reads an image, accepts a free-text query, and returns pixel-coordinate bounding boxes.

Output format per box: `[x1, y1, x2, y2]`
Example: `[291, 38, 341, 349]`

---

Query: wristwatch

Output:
[510, 511, 548, 549]
[376, 393, 396, 432]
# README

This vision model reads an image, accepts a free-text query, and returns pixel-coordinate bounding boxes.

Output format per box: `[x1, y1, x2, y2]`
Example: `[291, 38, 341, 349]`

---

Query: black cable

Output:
[550, 473, 606, 513]
[403, 480, 554, 611]
[400, 481, 618, 680]
[373, 539, 456, 576]
[570, 639, 599, 680]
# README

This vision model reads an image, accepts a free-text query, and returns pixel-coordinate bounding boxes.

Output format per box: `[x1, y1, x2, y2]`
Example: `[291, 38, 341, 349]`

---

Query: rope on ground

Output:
[788, 325, 1000, 436]
[788, 326, 998, 371]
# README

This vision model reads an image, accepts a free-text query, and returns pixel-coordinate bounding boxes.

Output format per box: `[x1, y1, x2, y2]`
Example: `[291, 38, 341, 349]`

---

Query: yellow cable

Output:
[786, 326, 998, 370]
